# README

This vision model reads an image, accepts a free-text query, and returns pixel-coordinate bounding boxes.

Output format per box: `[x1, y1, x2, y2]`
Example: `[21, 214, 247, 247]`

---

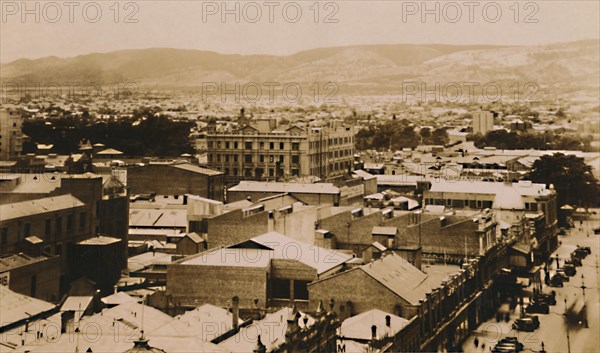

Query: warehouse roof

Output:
[229, 181, 340, 195]
[182, 232, 353, 275]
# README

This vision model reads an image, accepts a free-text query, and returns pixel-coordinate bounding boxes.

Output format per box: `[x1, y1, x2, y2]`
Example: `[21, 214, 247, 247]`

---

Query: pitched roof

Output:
[183, 232, 204, 243]
[0, 286, 55, 326]
[0, 194, 85, 221]
[77, 235, 121, 245]
[101, 291, 138, 306]
[182, 232, 353, 275]
[340, 309, 409, 339]
[360, 254, 429, 305]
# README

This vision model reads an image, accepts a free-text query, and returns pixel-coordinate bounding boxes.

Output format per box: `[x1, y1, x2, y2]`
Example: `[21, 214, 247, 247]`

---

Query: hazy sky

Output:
[1, 0, 599, 63]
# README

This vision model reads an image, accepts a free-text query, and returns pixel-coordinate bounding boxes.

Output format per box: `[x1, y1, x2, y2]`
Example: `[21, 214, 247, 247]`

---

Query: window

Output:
[234, 142, 239, 149]
[269, 156, 274, 163]
[45, 219, 51, 236]
[446, 199, 452, 206]
[225, 155, 230, 162]
[1, 228, 7, 247]
[269, 168, 274, 177]
[79, 212, 86, 230]
[292, 168, 300, 176]
[56, 216, 62, 235]
[245, 141, 252, 149]
[225, 141, 230, 149]
[279, 142, 284, 150]
[292, 142, 300, 151]
[279, 156, 284, 163]
[24, 223, 31, 237]
[260, 142, 265, 149]
[216, 154, 221, 162]
[269, 142, 274, 150]
[244, 154, 252, 163]
[67, 215, 73, 230]
[271, 279, 291, 299]
[233, 154, 238, 162]
[244, 168, 252, 177]
[233, 168, 238, 176]
[292, 155, 300, 164]
[224, 168, 229, 175]
[294, 280, 309, 300]
[259, 155, 265, 163]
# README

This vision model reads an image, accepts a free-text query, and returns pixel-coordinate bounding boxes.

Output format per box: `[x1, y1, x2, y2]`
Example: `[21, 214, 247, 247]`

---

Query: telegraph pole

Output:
[564, 298, 571, 353]
[581, 274, 588, 328]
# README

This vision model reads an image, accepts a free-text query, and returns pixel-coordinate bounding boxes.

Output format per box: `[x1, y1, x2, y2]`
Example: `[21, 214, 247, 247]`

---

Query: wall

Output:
[308, 268, 415, 321]
[207, 209, 269, 249]
[167, 264, 268, 308]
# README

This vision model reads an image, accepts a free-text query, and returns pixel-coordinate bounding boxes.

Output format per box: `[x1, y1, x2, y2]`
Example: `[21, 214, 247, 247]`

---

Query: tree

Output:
[529, 153, 599, 208]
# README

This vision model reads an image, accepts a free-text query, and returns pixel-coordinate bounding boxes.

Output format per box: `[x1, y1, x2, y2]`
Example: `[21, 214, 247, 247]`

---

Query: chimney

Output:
[371, 325, 377, 340]
[114, 285, 118, 294]
[232, 296, 239, 330]
[385, 315, 391, 327]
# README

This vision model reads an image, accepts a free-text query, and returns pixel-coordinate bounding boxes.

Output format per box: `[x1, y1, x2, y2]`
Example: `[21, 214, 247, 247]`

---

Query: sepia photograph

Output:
[0, 1, 599, 352]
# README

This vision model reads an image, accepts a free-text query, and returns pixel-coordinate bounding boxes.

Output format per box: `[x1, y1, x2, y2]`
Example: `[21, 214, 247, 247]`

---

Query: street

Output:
[463, 211, 600, 353]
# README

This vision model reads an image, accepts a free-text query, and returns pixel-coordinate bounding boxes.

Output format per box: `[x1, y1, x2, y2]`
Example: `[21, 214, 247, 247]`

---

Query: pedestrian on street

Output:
[474, 337, 479, 348]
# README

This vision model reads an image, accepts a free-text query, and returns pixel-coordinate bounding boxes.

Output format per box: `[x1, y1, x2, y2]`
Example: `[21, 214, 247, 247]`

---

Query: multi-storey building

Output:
[205, 119, 355, 183]
[0, 105, 24, 161]
[472, 110, 494, 135]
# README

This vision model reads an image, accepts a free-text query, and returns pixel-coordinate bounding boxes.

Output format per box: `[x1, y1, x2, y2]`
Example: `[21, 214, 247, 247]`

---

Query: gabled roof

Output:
[97, 148, 124, 155]
[183, 232, 204, 244]
[101, 291, 137, 306]
[360, 254, 428, 306]
[340, 309, 409, 339]
[182, 232, 353, 275]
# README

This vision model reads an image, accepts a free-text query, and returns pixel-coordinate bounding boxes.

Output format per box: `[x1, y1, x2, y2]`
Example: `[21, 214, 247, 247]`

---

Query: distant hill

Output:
[1, 40, 598, 95]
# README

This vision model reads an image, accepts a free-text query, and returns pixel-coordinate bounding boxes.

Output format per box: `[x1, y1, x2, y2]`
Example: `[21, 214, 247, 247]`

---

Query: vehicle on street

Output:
[498, 337, 524, 351]
[563, 263, 577, 276]
[594, 227, 600, 234]
[512, 315, 540, 331]
[550, 274, 564, 287]
[577, 245, 591, 255]
[568, 255, 582, 267]
[535, 291, 556, 305]
[555, 269, 570, 281]
[526, 300, 550, 314]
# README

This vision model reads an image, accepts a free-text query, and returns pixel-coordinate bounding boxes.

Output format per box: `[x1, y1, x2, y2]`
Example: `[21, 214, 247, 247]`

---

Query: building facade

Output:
[205, 120, 355, 183]
[0, 105, 24, 161]
[472, 111, 494, 135]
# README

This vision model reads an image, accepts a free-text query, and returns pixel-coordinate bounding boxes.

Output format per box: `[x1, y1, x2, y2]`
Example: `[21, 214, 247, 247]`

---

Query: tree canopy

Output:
[529, 153, 599, 208]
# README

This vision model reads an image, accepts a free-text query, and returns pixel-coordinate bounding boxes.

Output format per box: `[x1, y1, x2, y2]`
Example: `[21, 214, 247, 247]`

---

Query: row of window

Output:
[309, 136, 353, 149]
[223, 167, 301, 178]
[209, 154, 301, 164]
[328, 149, 353, 159]
[208, 140, 301, 151]
[1, 212, 87, 244]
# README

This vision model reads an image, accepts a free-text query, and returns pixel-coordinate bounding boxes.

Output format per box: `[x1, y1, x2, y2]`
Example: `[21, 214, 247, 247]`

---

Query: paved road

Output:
[462, 211, 600, 353]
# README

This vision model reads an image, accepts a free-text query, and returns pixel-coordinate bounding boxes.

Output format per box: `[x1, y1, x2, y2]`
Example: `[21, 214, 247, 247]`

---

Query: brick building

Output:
[424, 180, 558, 261]
[127, 163, 224, 201]
[205, 119, 355, 183]
[166, 232, 353, 310]
[0, 253, 61, 302]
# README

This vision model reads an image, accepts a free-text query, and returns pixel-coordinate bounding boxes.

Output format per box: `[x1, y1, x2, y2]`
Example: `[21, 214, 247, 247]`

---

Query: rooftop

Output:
[340, 309, 409, 339]
[0, 286, 55, 327]
[182, 232, 353, 275]
[229, 181, 340, 195]
[0, 194, 85, 221]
